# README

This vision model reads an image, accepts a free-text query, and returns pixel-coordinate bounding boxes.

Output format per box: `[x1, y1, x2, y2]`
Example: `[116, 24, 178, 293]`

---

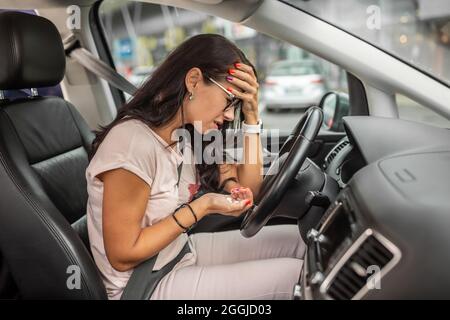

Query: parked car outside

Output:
[262, 59, 326, 112]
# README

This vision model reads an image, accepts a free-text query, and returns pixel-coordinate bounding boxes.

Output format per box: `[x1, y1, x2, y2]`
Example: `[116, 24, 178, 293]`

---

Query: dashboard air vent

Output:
[323, 230, 399, 300]
[325, 140, 350, 166]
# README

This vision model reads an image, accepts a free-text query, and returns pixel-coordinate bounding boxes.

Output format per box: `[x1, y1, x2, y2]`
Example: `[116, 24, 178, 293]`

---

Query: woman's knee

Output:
[238, 257, 303, 300]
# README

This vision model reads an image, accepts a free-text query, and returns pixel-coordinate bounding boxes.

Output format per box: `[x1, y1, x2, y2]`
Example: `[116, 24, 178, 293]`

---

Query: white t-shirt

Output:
[86, 119, 200, 299]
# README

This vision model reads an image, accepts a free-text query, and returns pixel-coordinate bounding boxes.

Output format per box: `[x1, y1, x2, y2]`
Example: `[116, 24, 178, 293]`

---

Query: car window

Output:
[0, 9, 64, 101]
[397, 94, 450, 128]
[98, 1, 349, 133]
[284, 0, 450, 87]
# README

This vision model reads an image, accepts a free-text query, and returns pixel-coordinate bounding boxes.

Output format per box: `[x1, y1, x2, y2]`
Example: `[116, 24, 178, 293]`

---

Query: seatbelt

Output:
[63, 34, 138, 96]
[121, 242, 191, 300]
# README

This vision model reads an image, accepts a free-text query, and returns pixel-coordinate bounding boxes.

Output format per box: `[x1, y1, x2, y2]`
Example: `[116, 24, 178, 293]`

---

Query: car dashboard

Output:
[298, 116, 450, 299]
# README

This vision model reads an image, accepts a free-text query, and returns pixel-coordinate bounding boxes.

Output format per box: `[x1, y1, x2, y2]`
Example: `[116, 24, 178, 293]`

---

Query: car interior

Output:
[0, 0, 449, 300]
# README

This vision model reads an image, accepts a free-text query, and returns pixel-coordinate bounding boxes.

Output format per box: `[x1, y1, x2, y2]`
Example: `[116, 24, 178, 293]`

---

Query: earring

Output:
[189, 92, 194, 101]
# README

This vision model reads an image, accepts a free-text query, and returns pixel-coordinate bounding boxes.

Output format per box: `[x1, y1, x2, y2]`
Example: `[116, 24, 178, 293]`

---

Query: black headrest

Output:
[0, 11, 65, 90]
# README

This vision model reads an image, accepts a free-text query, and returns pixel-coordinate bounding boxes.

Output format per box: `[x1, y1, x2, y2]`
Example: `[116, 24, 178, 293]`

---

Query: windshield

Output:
[283, 0, 450, 86]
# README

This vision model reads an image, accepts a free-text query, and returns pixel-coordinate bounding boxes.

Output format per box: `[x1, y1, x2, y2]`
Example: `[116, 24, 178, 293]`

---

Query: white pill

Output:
[226, 196, 241, 204]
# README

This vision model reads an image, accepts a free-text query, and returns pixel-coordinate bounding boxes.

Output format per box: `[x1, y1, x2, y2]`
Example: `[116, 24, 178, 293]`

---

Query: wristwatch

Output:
[242, 119, 262, 134]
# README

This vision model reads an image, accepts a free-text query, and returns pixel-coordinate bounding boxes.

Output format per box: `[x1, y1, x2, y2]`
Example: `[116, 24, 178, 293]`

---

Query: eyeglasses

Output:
[208, 77, 242, 113]
[207, 76, 243, 131]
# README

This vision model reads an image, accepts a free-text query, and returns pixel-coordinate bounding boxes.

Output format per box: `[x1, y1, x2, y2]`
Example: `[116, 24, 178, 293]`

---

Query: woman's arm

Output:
[100, 168, 207, 272]
[100, 168, 251, 272]
[237, 129, 263, 196]
[221, 62, 263, 196]
[218, 129, 263, 197]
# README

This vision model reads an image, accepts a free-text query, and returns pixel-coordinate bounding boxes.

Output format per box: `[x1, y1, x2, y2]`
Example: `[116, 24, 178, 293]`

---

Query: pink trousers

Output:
[150, 224, 305, 300]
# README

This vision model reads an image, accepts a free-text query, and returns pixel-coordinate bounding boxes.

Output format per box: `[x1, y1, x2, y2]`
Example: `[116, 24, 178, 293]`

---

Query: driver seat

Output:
[0, 11, 106, 299]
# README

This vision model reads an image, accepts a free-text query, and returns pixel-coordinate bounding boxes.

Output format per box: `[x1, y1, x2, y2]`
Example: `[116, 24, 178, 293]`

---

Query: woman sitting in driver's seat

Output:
[86, 34, 305, 300]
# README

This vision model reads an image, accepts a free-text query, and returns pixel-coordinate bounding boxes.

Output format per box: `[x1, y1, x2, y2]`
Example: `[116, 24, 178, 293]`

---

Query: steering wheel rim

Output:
[240, 106, 323, 237]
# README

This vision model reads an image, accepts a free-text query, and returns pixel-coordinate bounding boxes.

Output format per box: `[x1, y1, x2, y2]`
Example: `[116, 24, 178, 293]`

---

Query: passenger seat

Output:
[0, 11, 106, 299]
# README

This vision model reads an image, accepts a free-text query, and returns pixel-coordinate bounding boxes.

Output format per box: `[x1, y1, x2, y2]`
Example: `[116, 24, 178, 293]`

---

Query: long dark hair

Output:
[90, 34, 257, 192]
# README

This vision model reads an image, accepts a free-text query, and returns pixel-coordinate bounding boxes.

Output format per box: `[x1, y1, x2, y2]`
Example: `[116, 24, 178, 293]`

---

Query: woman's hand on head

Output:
[226, 63, 260, 124]
[200, 187, 253, 217]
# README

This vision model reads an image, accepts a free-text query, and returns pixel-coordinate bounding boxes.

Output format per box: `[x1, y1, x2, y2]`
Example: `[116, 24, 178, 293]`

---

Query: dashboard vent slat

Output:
[327, 285, 348, 300]
[329, 276, 355, 299]
[338, 267, 365, 293]
[341, 265, 366, 287]
[362, 242, 391, 265]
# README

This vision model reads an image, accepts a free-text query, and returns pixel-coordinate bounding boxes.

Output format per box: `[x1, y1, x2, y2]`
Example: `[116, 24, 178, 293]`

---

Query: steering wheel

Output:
[278, 105, 319, 156]
[240, 106, 323, 237]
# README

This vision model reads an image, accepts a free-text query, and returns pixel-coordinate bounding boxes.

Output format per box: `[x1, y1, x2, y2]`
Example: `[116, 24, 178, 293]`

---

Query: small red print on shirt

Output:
[188, 183, 200, 201]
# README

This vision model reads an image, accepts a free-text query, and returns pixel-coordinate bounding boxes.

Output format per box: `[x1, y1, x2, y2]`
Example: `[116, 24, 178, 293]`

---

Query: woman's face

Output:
[184, 67, 242, 133]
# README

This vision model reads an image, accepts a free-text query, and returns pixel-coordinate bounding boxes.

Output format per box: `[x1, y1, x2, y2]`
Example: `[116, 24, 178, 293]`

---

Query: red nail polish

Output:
[227, 87, 233, 93]
[228, 69, 235, 75]
[244, 199, 251, 206]
[235, 63, 241, 68]
[226, 76, 233, 81]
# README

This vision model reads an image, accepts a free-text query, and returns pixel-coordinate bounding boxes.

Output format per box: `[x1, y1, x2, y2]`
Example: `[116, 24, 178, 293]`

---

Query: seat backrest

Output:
[0, 97, 94, 224]
[0, 11, 106, 299]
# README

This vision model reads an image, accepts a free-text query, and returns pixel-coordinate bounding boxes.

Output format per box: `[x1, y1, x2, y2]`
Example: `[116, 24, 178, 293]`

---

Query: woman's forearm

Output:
[237, 131, 263, 197]
[109, 198, 208, 272]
